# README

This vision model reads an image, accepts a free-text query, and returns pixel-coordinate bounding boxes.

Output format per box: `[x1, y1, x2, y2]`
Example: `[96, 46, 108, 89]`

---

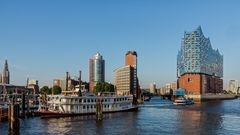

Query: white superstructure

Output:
[38, 94, 137, 115]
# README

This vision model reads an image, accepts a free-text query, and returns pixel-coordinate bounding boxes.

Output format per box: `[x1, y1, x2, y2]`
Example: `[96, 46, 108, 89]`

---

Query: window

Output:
[188, 78, 193, 82]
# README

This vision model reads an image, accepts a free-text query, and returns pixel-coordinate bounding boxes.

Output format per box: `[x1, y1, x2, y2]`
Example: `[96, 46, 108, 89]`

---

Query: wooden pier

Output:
[0, 94, 39, 122]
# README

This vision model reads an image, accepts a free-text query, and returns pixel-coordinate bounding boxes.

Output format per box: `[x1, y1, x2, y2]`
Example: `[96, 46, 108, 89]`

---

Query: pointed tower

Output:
[2, 60, 10, 84]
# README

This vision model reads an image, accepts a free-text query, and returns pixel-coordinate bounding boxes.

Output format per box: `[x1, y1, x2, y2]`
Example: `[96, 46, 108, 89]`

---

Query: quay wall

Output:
[186, 94, 237, 102]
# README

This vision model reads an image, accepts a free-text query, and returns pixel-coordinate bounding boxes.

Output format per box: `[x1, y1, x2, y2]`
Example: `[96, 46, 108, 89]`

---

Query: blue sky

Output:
[0, 0, 240, 88]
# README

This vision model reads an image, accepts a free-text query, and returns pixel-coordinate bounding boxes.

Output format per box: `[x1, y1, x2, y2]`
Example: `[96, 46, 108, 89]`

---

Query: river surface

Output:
[0, 97, 240, 135]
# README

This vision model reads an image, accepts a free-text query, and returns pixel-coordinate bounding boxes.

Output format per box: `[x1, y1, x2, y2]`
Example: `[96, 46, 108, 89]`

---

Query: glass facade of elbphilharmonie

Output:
[177, 26, 223, 78]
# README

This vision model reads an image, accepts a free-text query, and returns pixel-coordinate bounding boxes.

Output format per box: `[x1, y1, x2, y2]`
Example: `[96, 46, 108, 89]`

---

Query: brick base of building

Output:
[177, 73, 223, 95]
[185, 94, 236, 102]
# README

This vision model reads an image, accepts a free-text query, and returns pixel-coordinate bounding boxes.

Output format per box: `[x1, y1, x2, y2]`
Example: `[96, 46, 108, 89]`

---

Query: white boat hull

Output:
[38, 94, 138, 116]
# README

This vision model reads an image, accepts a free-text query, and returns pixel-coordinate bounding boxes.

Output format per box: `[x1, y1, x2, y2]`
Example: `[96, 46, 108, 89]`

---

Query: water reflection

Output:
[0, 98, 239, 135]
[175, 110, 223, 135]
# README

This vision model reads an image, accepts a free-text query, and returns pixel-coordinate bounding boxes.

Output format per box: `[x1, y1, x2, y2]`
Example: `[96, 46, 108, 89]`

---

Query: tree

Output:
[40, 86, 51, 94]
[52, 86, 62, 95]
[94, 82, 115, 93]
[94, 82, 102, 93]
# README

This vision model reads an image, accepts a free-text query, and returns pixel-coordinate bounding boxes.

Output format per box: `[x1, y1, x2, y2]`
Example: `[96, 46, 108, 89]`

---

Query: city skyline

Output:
[0, 0, 240, 88]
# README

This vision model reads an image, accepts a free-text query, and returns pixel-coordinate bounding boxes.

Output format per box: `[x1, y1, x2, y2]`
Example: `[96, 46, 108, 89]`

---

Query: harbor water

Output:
[0, 97, 240, 135]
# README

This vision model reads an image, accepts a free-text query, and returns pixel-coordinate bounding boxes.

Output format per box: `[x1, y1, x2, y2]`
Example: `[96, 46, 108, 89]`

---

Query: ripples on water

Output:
[0, 97, 240, 135]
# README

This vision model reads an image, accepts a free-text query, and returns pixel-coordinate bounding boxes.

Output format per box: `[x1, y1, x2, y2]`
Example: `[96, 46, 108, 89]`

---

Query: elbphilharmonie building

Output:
[177, 26, 223, 95]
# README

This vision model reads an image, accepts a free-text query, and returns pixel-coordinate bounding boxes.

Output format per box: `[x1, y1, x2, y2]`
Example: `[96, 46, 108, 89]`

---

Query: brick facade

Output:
[177, 74, 223, 95]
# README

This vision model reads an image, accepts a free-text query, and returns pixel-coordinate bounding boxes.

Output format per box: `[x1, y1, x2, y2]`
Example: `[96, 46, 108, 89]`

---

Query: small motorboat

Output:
[173, 97, 194, 105]
[144, 96, 151, 102]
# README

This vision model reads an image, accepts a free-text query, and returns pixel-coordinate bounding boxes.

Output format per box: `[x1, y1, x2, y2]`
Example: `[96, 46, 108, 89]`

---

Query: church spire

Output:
[2, 59, 10, 84]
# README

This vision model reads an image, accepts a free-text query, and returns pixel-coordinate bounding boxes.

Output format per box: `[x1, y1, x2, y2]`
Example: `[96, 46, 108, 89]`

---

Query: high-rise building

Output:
[1, 60, 10, 84]
[177, 26, 223, 95]
[115, 51, 140, 99]
[89, 52, 105, 92]
[125, 51, 139, 98]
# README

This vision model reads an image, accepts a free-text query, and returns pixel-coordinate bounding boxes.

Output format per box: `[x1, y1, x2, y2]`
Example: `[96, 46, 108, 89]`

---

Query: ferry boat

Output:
[173, 97, 194, 105]
[37, 93, 138, 116]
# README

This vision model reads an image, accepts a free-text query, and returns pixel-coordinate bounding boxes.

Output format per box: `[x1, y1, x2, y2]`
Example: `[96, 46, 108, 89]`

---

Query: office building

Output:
[89, 52, 105, 92]
[125, 51, 139, 97]
[115, 51, 140, 99]
[115, 65, 135, 95]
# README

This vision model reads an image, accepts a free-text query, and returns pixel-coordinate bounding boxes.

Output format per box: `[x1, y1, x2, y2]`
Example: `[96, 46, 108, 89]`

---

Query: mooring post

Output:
[96, 98, 103, 121]
[26, 94, 30, 117]
[21, 93, 26, 118]
[8, 104, 20, 134]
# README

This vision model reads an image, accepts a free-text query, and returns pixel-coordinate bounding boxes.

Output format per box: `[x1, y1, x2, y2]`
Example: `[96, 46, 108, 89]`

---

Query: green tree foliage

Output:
[52, 86, 62, 95]
[94, 82, 115, 93]
[40, 86, 51, 94]
[40, 86, 62, 95]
